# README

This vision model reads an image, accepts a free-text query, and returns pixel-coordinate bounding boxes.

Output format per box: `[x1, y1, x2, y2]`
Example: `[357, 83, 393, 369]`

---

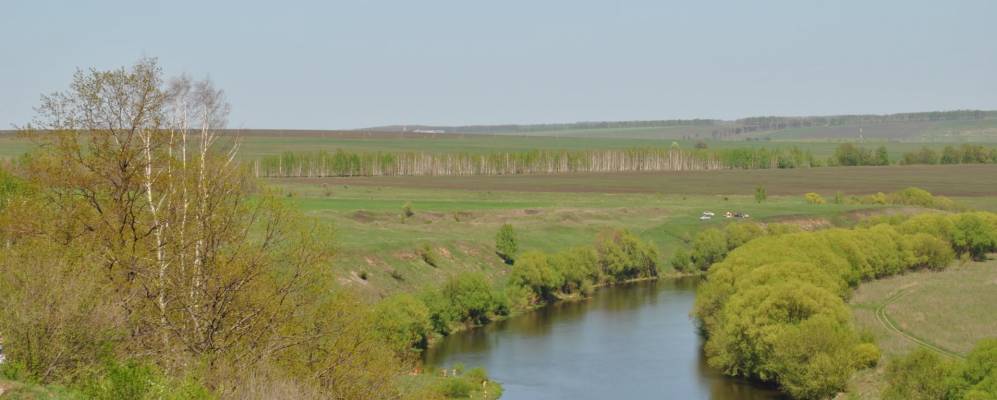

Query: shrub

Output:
[804, 192, 826, 205]
[951, 213, 997, 260]
[852, 343, 881, 368]
[550, 246, 599, 293]
[770, 315, 862, 400]
[907, 233, 955, 270]
[723, 222, 765, 250]
[428, 274, 507, 330]
[669, 247, 693, 273]
[755, 186, 767, 203]
[862, 192, 888, 205]
[948, 339, 997, 399]
[419, 243, 440, 267]
[371, 294, 433, 356]
[882, 349, 953, 400]
[690, 228, 727, 270]
[595, 229, 659, 281]
[438, 378, 473, 398]
[495, 224, 518, 264]
[509, 251, 563, 304]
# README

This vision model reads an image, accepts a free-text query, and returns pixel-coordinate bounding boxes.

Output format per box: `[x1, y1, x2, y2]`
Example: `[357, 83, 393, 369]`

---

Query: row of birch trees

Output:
[251, 146, 817, 177]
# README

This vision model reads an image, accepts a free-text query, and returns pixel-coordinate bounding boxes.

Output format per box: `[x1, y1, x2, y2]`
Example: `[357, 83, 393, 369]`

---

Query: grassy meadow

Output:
[270, 161, 997, 300]
[846, 258, 997, 399]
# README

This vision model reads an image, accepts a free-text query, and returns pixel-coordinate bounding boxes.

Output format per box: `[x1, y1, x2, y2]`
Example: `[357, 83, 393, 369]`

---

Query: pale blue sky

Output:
[3, 0, 997, 129]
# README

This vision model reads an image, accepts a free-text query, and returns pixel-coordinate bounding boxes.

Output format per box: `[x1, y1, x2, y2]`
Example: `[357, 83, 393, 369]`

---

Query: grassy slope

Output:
[845, 258, 997, 399]
[278, 179, 887, 300]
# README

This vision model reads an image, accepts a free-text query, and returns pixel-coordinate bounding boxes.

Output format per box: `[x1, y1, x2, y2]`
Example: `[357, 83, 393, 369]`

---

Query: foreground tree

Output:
[0, 58, 408, 398]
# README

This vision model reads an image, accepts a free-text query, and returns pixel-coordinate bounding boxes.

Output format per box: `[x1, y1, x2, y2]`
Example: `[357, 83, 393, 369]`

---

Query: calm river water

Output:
[423, 278, 783, 400]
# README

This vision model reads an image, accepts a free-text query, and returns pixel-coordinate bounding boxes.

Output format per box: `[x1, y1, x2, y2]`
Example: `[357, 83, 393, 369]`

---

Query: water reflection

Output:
[424, 278, 784, 400]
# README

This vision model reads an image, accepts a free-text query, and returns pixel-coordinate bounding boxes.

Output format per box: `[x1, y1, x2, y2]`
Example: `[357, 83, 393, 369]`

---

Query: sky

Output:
[3, 0, 997, 129]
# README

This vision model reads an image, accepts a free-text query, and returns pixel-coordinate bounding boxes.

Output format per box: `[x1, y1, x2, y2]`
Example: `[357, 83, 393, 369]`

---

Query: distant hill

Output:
[362, 110, 997, 142]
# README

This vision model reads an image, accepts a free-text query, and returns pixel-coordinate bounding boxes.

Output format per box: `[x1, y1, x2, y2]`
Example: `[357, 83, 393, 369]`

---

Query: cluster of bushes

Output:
[371, 229, 662, 356]
[508, 230, 659, 307]
[807, 187, 962, 211]
[670, 222, 799, 273]
[901, 144, 997, 165]
[371, 274, 509, 357]
[692, 211, 997, 399]
[882, 340, 997, 400]
[828, 143, 890, 166]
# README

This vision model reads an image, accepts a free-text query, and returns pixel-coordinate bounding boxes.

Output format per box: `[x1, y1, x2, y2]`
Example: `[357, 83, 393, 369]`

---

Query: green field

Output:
[270, 162, 997, 300]
[283, 164, 997, 197]
[846, 258, 997, 399]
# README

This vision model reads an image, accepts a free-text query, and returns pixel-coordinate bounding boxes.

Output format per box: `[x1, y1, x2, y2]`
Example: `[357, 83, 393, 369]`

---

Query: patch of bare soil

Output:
[351, 210, 377, 223]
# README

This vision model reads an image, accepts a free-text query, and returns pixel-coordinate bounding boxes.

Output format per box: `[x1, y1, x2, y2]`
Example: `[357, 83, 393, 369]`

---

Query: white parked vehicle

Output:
[702, 211, 715, 216]
[699, 215, 712, 220]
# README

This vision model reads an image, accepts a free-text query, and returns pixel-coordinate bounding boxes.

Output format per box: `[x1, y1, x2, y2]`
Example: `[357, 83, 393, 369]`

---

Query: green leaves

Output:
[495, 223, 518, 264]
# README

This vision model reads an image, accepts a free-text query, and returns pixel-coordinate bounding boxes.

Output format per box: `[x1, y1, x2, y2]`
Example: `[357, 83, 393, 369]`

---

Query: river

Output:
[423, 278, 783, 399]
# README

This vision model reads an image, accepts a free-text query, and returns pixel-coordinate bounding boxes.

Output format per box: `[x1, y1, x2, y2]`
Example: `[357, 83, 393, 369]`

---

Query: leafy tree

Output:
[723, 223, 765, 250]
[691, 228, 728, 270]
[875, 145, 890, 165]
[595, 229, 659, 281]
[941, 145, 961, 164]
[509, 251, 563, 304]
[495, 223, 518, 264]
[948, 339, 997, 399]
[669, 247, 693, 272]
[371, 294, 433, 357]
[755, 186, 767, 203]
[951, 213, 997, 260]
[882, 349, 953, 400]
[549, 246, 599, 293]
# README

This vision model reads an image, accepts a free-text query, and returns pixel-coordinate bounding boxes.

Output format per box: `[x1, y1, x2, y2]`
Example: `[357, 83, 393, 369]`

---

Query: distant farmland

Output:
[280, 164, 997, 197]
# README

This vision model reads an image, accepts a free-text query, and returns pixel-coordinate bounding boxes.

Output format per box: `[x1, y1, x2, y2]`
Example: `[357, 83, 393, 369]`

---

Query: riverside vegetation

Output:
[685, 208, 997, 399]
[0, 59, 502, 400]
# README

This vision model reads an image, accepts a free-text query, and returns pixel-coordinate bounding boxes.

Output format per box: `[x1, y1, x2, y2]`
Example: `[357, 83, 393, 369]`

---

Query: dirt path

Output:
[875, 288, 965, 360]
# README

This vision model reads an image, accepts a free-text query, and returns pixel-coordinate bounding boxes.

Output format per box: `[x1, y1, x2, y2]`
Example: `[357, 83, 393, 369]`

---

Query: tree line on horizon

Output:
[362, 109, 997, 135]
[251, 146, 819, 177]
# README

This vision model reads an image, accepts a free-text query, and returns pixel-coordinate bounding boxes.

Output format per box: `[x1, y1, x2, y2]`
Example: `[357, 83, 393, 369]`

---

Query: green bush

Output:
[690, 228, 728, 270]
[882, 349, 953, 400]
[424, 274, 507, 334]
[948, 339, 997, 400]
[755, 186, 767, 203]
[669, 247, 693, 272]
[690, 212, 997, 398]
[852, 343, 881, 368]
[81, 360, 213, 400]
[495, 224, 518, 264]
[804, 192, 826, 205]
[438, 378, 473, 398]
[595, 229, 659, 281]
[509, 251, 563, 304]
[371, 294, 433, 356]
[419, 243, 440, 267]
[951, 213, 997, 260]
[549, 246, 599, 293]
[723, 222, 765, 250]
